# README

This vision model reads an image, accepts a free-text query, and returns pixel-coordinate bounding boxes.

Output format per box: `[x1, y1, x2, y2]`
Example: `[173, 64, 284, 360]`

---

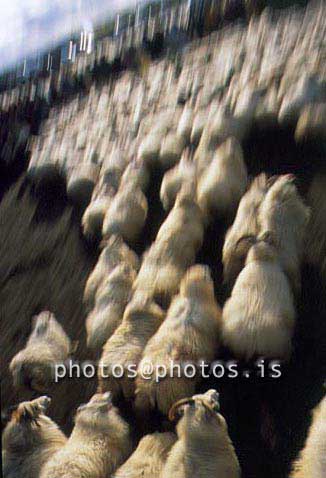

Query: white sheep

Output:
[102, 180, 148, 244]
[135, 265, 222, 415]
[40, 392, 131, 478]
[258, 174, 310, 295]
[98, 293, 165, 401]
[83, 235, 139, 311]
[114, 432, 177, 478]
[161, 389, 240, 478]
[86, 263, 136, 352]
[222, 240, 296, 360]
[222, 173, 269, 287]
[197, 137, 248, 219]
[9, 312, 72, 392]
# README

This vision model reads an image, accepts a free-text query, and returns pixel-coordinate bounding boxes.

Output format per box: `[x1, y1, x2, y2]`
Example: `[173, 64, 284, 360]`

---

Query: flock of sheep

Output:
[2, 2, 326, 478]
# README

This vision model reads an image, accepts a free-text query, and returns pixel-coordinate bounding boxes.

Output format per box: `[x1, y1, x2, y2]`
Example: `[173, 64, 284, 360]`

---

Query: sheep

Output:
[67, 162, 100, 209]
[190, 109, 207, 145]
[291, 396, 326, 478]
[86, 263, 136, 352]
[2, 396, 67, 478]
[40, 392, 131, 478]
[295, 103, 326, 143]
[102, 180, 148, 244]
[160, 150, 197, 211]
[177, 105, 194, 145]
[161, 389, 240, 478]
[159, 133, 186, 170]
[119, 159, 150, 193]
[197, 137, 248, 219]
[221, 240, 296, 360]
[81, 146, 128, 239]
[83, 235, 139, 311]
[134, 186, 205, 304]
[9, 311, 72, 392]
[98, 293, 165, 401]
[222, 173, 269, 287]
[135, 265, 222, 416]
[113, 432, 177, 478]
[258, 174, 310, 295]
[82, 194, 114, 240]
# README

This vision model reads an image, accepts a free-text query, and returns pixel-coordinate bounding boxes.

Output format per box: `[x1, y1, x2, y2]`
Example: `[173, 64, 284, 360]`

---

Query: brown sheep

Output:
[161, 389, 240, 478]
[2, 396, 67, 478]
[135, 265, 221, 416]
[86, 263, 136, 352]
[291, 396, 326, 478]
[113, 432, 177, 478]
[197, 137, 248, 219]
[9, 311, 72, 393]
[98, 293, 165, 401]
[258, 174, 310, 295]
[83, 235, 139, 311]
[40, 392, 131, 478]
[222, 241, 296, 360]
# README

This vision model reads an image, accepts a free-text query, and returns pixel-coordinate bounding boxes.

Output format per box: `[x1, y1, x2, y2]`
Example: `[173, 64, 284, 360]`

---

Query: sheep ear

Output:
[34, 396, 51, 413]
[102, 391, 112, 403]
[77, 403, 87, 413]
[33, 312, 51, 336]
[168, 398, 194, 421]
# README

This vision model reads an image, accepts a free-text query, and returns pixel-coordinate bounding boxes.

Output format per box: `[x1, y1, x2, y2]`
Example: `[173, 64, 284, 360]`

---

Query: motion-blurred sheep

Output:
[114, 432, 177, 478]
[98, 293, 165, 401]
[161, 389, 240, 478]
[135, 265, 221, 415]
[9, 312, 72, 392]
[119, 159, 150, 193]
[222, 241, 296, 360]
[86, 263, 136, 352]
[83, 235, 139, 311]
[222, 173, 269, 286]
[102, 179, 148, 244]
[258, 174, 310, 294]
[40, 392, 131, 478]
[134, 186, 204, 305]
[197, 137, 248, 219]
[291, 396, 326, 478]
[160, 151, 197, 211]
[2, 396, 66, 478]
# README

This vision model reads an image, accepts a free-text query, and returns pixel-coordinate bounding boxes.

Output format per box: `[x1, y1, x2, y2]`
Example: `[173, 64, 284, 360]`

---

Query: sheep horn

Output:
[168, 397, 195, 422]
[234, 235, 256, 250]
